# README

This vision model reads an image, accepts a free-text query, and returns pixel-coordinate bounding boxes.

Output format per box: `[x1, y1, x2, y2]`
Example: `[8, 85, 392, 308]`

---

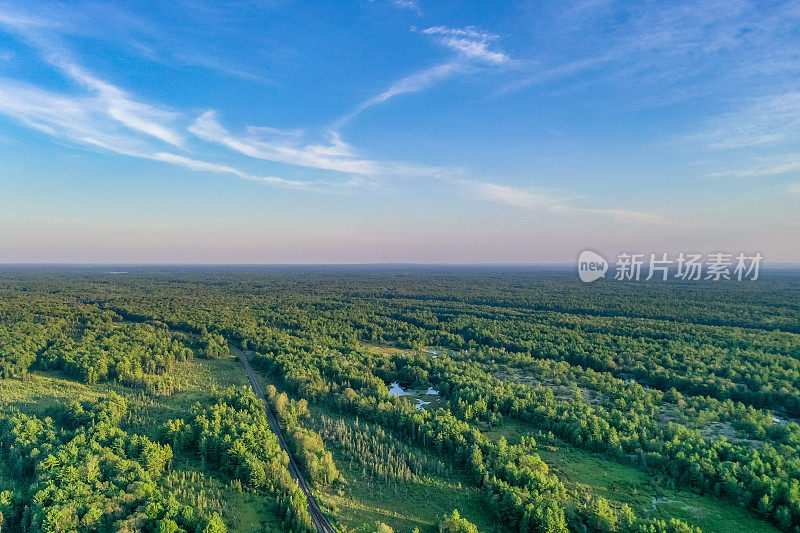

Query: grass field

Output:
[0, 356, 282, 533]
[246, 348, 498, 533]
[3, 347, 782, 533]
[170, 453, 285, 532]
[311, 407, 496, 533]
[364, 344, 777, 532]
[0, 356, 250, 425]
[318, 459, 491, 533]
[487, 419, 779, 533]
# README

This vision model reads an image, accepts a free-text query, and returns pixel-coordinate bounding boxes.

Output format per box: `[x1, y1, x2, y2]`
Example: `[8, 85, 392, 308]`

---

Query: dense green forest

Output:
[0, 265, 798, 533]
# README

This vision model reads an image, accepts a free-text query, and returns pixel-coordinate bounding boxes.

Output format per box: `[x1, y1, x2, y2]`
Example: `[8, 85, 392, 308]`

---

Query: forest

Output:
[0, 265, 798, 533]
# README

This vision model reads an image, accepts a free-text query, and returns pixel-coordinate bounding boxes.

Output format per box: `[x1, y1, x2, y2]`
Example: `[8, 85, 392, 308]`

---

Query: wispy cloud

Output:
[503, 0, 800, 97]
[171, 51, 274, 85]
[0, 3, 660, 224]
[0, 59, 659, 219]
[789, 183, 800, 195]
[67, 64, 184, 148]
[0, 2, 273, 86]
[0, 9, 327, 192]
[389, 0, 421, 16]
[0, 75, 319, 190]
[467, 180, 665, 224]
[707, 155, 800, 178]
[468, 181, 566, 211]
[0, 77, 148, 154]
[150, 152, 313, 190]
[420, 26, 510, 65]
[0, 10, 51, 29]
[697, 93, 800, 150]
[499, 54, 613, 94]
[690, 92, 800, 183]
[0, 10, 185, 148]
[190, 111, 381, 175]
[334, 62, 465, 128]
[336, 25, 511, 128]
[190, 110, 459, 182]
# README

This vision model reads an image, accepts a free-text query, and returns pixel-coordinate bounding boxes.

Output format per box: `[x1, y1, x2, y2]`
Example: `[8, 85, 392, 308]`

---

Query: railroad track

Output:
[237, 349, 337, 533]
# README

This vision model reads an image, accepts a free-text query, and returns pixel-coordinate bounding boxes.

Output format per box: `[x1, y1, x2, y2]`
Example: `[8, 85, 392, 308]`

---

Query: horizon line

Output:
[1, 262, 800, 268]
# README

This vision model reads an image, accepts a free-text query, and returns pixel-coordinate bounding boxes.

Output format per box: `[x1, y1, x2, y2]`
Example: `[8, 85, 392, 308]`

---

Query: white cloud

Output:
[0, 12, 185, 148]
[335, 26, 511, 128]
[789, 183, 800, 194]
[421, 26, 496, 41]
[698, 93, 800, 150]
[439, 37, 509, 64]
[468, 180, 664, 224]
[46, 53, 184, 147]
[421, 26, 510, 64]
[150, 152, 313, 190]
[0, 6, 655, 223]
[469, 181, 566, 210]
[708, 155, 800, 178]
[190, 111, 382, 175]
[390, 0, 421, 15]
[190, 110, 461, 182]
[357, 61, 463, 108]
[0, 71, 657, 219]
[0, 77, 150, 155]
[334, 62, 465, 128]
[0, 78, 315, 191]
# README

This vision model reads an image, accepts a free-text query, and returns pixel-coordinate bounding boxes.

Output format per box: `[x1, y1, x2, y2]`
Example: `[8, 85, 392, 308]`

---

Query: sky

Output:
[0, 0, 798, 263]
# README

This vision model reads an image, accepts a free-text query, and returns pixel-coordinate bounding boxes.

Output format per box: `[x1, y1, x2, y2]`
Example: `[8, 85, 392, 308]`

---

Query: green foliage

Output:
[267, 386, 342, 490]
[0, 396, 222, 533]
[438, 509, 478, 533]
[319, 415, 448, 482]
[290, 426, 342, 488]
[200, 330, 230, 359]
[372, 522, 394, 533]
[1, 267, 797, 533]
[166, 386, 314, 532]
[0, 293, 192, 387]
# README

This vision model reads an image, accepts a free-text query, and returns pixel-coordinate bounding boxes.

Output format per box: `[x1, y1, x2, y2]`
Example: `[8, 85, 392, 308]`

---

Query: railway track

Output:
[237, 349, 337, 533]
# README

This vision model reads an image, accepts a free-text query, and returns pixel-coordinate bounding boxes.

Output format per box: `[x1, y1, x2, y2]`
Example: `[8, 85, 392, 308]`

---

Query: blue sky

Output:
[0, 0, 798, 263]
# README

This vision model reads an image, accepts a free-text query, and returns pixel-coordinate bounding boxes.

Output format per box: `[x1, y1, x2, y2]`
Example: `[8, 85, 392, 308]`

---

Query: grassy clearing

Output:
[121, 356, 251, 437]
[319, 461, 490, 533]
[309, 405, 496, 533]
[487, 419, 779, 533]
[537, 444, 779, 533]
[246, 354, 497, 533]
[169, 453, 284, 533]
[0, 356, 249, 424]
[0, 371, 109, 416]
[0, 357, 281, 533]
[365, 344, 448, 412]
[364, 344, 410, 357]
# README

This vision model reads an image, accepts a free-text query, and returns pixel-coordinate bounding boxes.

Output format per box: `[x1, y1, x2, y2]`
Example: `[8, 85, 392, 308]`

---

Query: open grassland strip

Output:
[484, 419, 781, 533]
